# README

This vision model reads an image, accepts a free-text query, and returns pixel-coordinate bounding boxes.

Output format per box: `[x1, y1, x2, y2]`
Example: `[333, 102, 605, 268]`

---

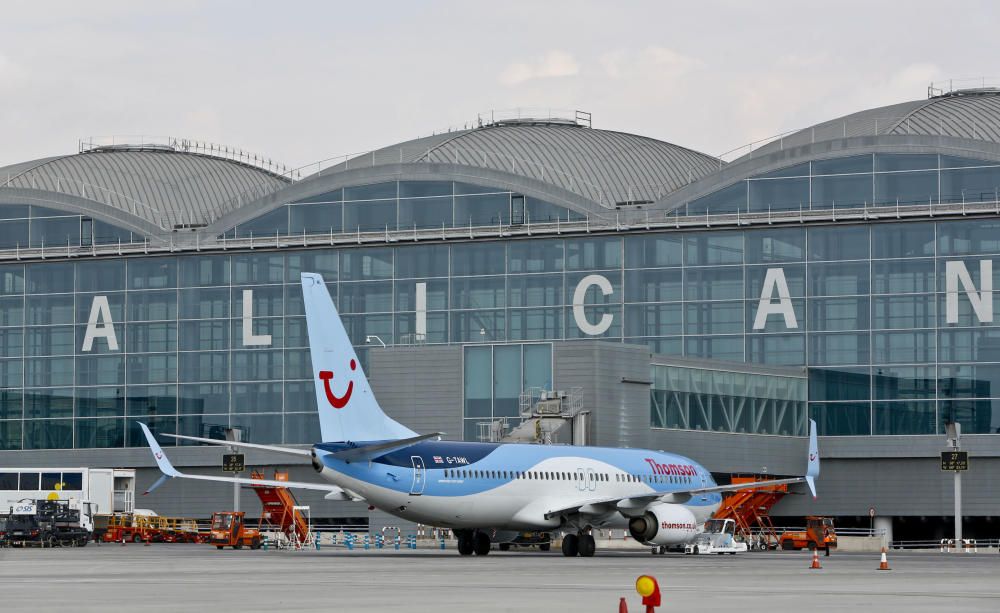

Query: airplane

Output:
[139, 272, 819, 557]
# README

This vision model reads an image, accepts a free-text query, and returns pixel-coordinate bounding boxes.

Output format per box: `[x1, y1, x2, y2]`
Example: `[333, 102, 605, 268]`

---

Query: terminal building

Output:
[1, 87, 999, 540]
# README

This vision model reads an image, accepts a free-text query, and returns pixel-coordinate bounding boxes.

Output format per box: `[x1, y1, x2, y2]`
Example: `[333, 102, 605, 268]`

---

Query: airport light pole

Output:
[946, 422, 962, 545]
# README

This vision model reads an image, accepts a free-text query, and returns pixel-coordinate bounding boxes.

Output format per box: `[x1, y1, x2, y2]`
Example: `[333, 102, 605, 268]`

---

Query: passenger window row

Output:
[443, 469, 610, 481]
[439, 468, 693, 485]
[616, 473, 693, 484]
[0, 471, 84, 491]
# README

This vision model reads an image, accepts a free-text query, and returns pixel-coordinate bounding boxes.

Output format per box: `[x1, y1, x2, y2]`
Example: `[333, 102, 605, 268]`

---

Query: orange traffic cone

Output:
[618, 597, 629, 613]
[877, 547, 891, 571]
[810, 549, 822, 569]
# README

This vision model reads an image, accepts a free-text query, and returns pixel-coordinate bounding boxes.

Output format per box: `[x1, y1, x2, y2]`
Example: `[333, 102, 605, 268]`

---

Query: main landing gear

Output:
[456, 530, 492, 556]
[561, 530, 596, 557]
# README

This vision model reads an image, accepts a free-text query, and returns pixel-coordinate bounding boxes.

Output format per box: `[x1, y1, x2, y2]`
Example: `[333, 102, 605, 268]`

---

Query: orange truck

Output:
[778, 516, 837, 555]
[208, 511, 261, 550]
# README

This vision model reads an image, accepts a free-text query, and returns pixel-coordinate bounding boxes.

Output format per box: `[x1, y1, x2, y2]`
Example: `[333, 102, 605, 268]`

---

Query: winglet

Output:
[138, 421, 182, 488]
[805, 418, 819, 498]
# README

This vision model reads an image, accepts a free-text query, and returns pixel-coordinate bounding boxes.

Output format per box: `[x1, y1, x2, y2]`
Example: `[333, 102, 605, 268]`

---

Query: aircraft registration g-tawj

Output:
[139, 272, 819, 557]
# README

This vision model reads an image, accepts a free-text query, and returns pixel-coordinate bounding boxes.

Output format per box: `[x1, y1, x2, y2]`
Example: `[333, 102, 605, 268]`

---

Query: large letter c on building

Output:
[573, 274, 614, 335]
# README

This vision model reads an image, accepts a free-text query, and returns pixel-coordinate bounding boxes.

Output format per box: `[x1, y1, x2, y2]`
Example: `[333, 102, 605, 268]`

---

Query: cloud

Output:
[499, 50, 580, 86]
[599, 46, 700, 80]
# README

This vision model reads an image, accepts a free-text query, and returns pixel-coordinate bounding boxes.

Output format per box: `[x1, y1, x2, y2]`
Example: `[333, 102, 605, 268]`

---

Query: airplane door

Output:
[699, 471, 709, 501]
[410, 456, 426, 495]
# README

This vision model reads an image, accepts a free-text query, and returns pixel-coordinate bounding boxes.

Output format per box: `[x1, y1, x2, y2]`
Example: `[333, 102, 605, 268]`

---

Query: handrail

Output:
[0, 196, 999, 262]
[78, 135, 298, 179]
[928, 77, 1000, 98]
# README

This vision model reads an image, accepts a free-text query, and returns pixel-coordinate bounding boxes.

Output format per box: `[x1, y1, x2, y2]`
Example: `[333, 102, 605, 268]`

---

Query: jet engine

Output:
[627, 504, 699, 546]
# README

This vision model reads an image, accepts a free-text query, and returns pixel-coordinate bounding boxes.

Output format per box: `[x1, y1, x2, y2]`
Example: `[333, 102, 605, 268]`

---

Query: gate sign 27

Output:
[223, 454, 246, 473]
[940, 451, 969, 471]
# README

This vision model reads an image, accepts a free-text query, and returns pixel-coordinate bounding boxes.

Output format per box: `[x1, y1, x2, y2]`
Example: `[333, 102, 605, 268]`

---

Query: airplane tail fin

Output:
[805, 419, 819, 498]
[301, 273, 416, 443]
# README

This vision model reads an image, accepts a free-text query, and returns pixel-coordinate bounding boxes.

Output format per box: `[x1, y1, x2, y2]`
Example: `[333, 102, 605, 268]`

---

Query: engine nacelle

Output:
[627, 504, 699, 546]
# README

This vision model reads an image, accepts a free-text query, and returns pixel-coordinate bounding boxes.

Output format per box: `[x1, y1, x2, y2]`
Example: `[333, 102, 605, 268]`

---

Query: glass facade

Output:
[683, 154, 1000, 215]
[0, 205, 140, 249]
[651, 363, 807, 436]
[463, 343, 552, 441]
[225, 181, 584, 238]
[6, 169, 1000, 449]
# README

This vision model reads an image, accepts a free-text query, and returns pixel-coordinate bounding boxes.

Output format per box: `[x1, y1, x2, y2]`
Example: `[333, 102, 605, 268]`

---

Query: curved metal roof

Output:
[326, 122, 723, 208]
[743, 91, 1000, 161]
[0, 149, 290, 230]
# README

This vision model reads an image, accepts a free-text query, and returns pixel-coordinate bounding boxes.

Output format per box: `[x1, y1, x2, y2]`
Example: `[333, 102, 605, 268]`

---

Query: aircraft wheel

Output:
[498, 543, 510, 552]
[473, 532, 491, 556]
[561, 533, 578, 557]
[578, 534, 596, 557]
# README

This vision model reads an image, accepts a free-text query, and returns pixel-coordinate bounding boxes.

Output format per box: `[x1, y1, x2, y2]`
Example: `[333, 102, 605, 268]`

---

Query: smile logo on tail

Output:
[319, 359, 356, 409]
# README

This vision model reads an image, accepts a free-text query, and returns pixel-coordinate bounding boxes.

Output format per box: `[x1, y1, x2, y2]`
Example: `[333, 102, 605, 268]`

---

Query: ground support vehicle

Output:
[208, 512, 261, 550]
[685, 519, 748, 555]
[0, 500, 92, 547]
[778, 516, 838, 555]
[102, 513, 156, 543]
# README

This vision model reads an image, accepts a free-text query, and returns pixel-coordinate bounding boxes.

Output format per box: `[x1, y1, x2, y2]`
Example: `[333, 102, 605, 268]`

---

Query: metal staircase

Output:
[713, 476, 787, 549]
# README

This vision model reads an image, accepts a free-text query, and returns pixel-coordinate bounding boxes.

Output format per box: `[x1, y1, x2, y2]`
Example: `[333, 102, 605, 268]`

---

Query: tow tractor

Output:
[208, 511, 261, 550]
[684, 519, 748, 555]
[778, 516, 837, 555]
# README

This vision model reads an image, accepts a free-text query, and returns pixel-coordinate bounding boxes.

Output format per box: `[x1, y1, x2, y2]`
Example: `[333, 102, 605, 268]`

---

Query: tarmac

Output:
[1, 544, 998, 612]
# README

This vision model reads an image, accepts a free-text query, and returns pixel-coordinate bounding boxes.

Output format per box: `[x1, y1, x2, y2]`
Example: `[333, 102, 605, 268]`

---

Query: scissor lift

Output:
[250, 471, 310, 546]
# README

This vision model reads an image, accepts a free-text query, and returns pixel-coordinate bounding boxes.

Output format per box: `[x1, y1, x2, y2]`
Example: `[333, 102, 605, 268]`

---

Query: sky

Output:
[1, 0, 998, 170]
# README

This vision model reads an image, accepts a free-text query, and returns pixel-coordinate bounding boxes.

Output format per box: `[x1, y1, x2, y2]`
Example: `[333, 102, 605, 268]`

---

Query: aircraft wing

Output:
[138, 422, 363, 500]
[160, 433, 312, 457]
[544, 420, 820, 519]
